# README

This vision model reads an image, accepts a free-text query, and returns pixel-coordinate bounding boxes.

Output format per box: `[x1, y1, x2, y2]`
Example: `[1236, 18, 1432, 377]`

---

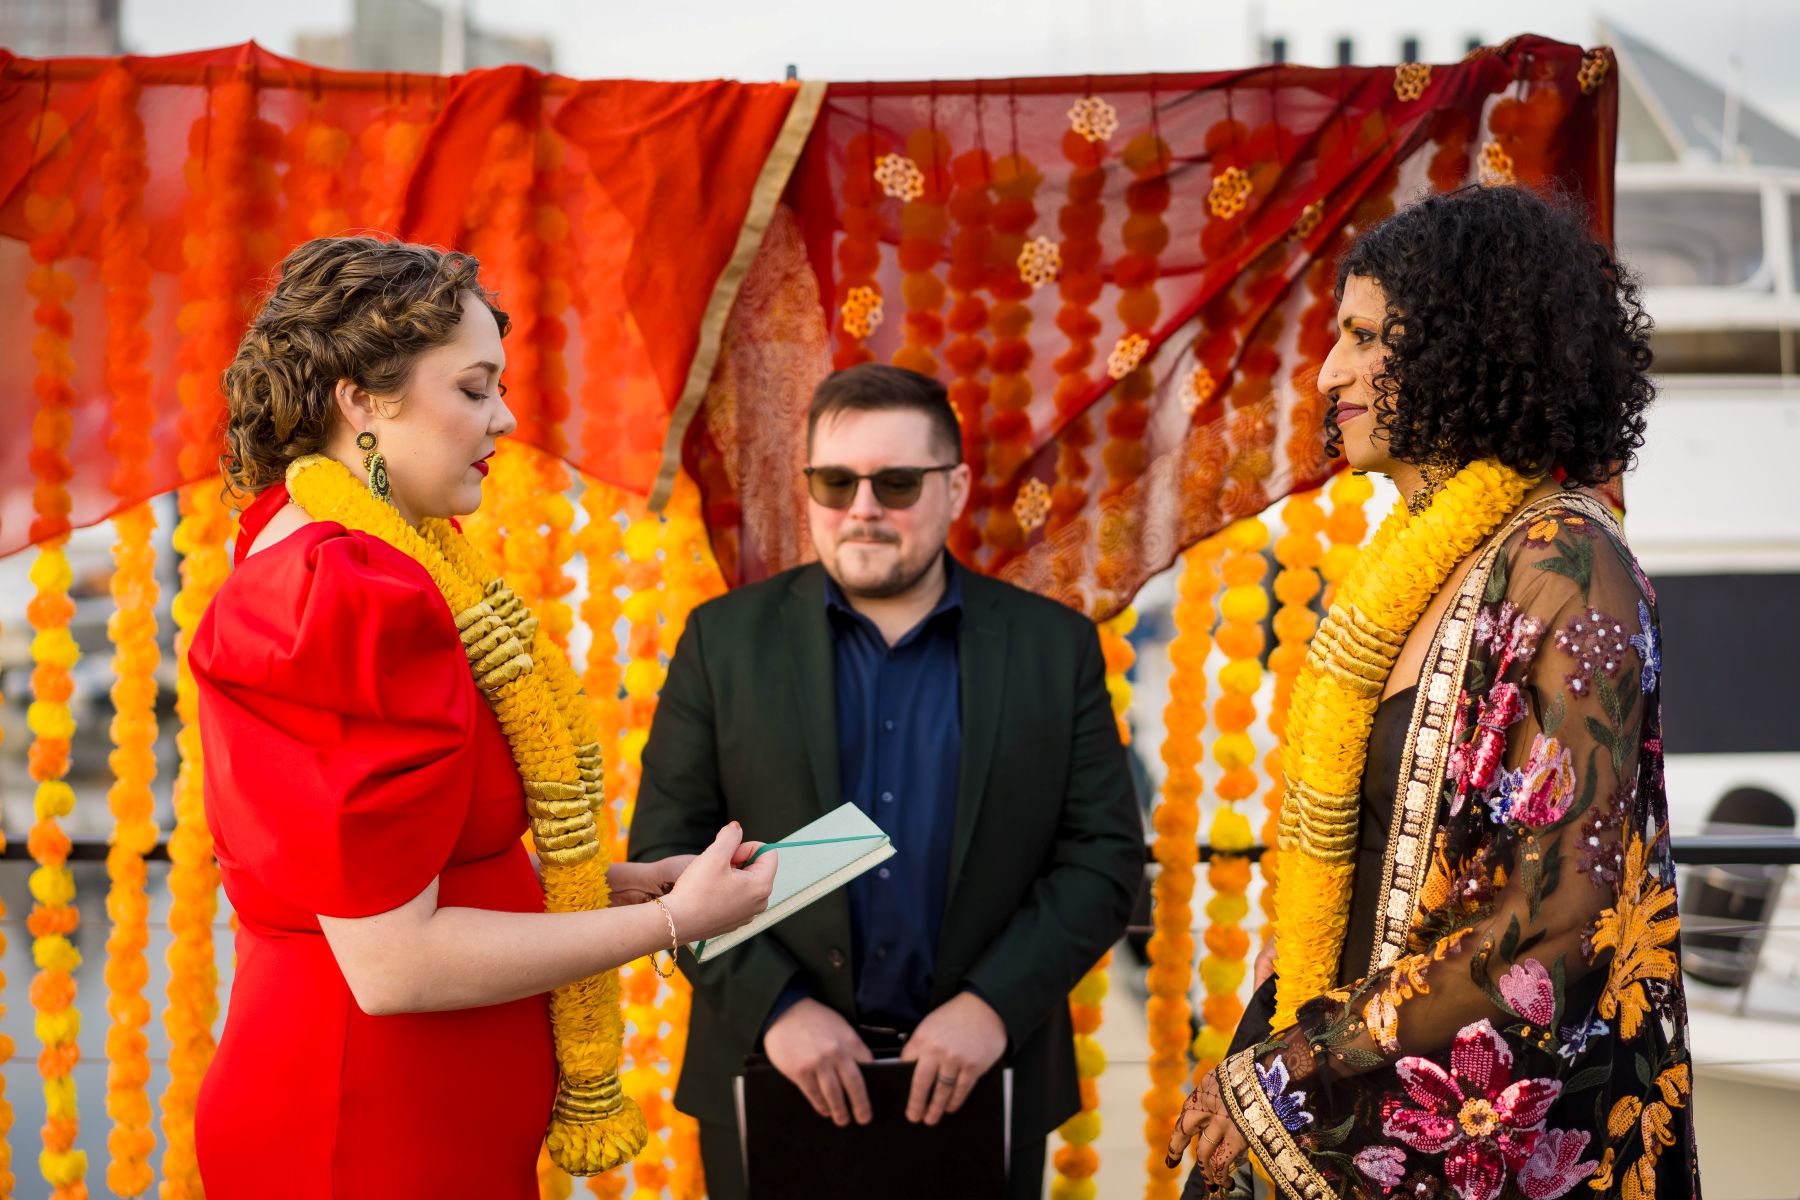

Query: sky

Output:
[112, 0, 1800, 132]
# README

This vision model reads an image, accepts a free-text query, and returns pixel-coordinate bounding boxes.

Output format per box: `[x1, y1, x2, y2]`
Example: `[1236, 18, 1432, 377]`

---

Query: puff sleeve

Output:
[192, 527, 479, 920]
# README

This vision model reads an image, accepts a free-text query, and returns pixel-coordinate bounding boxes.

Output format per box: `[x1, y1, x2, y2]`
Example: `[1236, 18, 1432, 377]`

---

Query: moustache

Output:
[838, 526, 900, 546]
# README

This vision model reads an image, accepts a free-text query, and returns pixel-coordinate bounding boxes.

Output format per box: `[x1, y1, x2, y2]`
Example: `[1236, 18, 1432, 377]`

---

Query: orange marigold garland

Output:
[98, 60, 161, 1198]
[1144, 538, 1221, 1197]
[25, 97, 86, 1197]
[1101, 133, 1169, 502]
[162, 69, 258, 1199]
[835, 129, 889, 368]
[1260, 492, 1324, 941]
[943, 146, 993, 563]
[892, 125, 951, 377]
[1194, 519, 1266, 1076]
[1046, 128, 1107, 541]
[1320, 469, 1374, 609]
[981, 150, 1042, 569]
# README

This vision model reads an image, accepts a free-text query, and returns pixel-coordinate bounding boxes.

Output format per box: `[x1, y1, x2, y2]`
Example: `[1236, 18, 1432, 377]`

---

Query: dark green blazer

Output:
[628, 560, 1142, 1139]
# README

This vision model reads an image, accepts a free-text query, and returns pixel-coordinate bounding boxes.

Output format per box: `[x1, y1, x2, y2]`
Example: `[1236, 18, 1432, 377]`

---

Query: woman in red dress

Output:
[190, 236, 776, 1198]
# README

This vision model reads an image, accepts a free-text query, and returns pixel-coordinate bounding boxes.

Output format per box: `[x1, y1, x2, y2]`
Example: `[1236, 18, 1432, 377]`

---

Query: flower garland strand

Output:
[835, 130, 888, 368]
[24, 94, 88, 1200]
[1260, 492, 1325, 942]
[1319, 470, 1373, 610]
[1046, 127, 1106, 541]
[1273, 462, 1531, 1027]
[1194, 519, 1267, 1076]
[1052, 950, 1112, 1200]
[981, 151, 1042, 570]
[615, 501, 674, 1197]
[943, 146, 993, 564]
[288, 455, 647, 1174]
[1144, 537, 1221, 1199]
[892, 125, 951, 378]
[97, 62, 161, 1197]
[162, 72, 260, 1196]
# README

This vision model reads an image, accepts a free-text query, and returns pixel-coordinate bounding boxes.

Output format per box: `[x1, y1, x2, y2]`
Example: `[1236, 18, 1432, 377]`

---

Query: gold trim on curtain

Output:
[649, 78, 827, 510]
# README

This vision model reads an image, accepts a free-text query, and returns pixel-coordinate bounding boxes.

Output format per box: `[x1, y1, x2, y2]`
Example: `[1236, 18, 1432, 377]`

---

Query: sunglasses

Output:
[802, 464, 958, 510]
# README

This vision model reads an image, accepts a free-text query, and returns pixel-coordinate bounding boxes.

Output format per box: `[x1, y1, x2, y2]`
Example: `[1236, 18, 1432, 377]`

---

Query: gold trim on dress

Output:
[648, 78, 828, 511]
[1218, 1050, 1334, 1200]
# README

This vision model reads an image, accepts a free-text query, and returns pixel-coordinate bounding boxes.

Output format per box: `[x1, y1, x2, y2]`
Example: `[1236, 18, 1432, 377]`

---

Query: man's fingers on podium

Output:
[816, 1065, 850, 1127]
[902, 1051, 936, 1122]
[835, 1055, 873, 1125]
[945, 1068, 979, 1116]
[922, 1070, 956, 1126]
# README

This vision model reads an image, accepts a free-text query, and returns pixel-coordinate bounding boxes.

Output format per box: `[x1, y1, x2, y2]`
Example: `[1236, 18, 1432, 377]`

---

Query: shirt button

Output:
[883, 719, 895, 732]
[878, 867, 891, 880]
[827, 948, 847, 969]
[875, 946, 889, 959]
[880, 791, 894, 804]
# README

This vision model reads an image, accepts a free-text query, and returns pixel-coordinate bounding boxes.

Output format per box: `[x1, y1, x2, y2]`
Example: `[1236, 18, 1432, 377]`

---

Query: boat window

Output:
[1617, 189, 1767, 288]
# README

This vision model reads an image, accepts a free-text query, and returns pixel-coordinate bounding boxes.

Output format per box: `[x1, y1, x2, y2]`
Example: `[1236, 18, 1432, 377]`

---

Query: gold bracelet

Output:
[649, 896, 678, 979]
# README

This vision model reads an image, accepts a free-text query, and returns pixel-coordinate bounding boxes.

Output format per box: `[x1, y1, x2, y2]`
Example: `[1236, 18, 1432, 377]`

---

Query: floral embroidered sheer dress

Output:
[1218, 493, 1700, 1200]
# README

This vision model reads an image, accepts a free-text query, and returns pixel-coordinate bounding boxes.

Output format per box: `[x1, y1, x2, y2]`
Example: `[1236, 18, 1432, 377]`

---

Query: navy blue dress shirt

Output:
[763, 557, 965, 1034]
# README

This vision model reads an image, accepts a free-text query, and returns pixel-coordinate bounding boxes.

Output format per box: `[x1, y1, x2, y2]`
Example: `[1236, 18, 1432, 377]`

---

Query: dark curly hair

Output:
[221, 236, 510, 497]
[1334, 184, 1654, 487]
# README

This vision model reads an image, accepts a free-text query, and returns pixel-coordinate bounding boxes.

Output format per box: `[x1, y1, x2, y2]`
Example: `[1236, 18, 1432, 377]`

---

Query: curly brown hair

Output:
[221, 235, 511, 497]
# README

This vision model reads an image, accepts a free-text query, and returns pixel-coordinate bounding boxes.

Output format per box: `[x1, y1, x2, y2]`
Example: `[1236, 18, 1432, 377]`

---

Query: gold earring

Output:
[1406, 454, 1459, 516]
[356, 430, 391, 501]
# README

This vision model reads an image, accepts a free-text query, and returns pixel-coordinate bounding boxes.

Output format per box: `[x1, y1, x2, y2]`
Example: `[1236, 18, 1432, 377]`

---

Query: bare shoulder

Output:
[242, 502, 315, 559]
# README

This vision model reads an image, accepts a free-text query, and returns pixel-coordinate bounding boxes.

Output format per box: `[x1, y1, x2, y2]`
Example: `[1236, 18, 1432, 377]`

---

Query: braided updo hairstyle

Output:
[222, 236, 511, 497]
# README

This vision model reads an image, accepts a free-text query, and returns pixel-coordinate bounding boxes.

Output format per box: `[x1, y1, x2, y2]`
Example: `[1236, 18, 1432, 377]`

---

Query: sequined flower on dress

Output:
[1554, 1013, 1608, 1062]
[1497, 958, 1556, 1026]
[1256, 1056, 1314, 1131]
[1379, 1019, 1561, 1200]
[1355, 1144, 1409, 1188]
[1629, 600, 1661, 694]
[1515, 1128, 1599, 1199]
[1588, 836, 1680, 1039]
[1506, 734, 1576, 827]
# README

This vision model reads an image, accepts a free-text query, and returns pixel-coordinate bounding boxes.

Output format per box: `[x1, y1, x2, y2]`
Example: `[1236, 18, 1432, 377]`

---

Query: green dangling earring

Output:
[356, 430, 391, 501]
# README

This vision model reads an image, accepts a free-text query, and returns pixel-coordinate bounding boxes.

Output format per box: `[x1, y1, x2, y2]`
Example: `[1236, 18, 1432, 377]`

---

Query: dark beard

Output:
[833, 545, 943, 601]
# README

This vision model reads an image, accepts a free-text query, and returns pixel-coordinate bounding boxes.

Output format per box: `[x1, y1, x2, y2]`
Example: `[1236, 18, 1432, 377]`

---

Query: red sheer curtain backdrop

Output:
[686, 35, 1618, 617]
[0, 43, 808, 557]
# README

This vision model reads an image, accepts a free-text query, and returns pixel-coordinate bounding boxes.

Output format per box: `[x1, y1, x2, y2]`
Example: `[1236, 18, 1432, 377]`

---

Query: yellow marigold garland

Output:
[1052, 951, 1111, 1200]
[1260, 492, 1324, 942]
[1144, 537, 1221, 1198]
[286, 455, 646, 1174]
[1197, 519, 1266, 1075]
[25, 93, 87, 1197]
[1272, 461, 1531, 1027]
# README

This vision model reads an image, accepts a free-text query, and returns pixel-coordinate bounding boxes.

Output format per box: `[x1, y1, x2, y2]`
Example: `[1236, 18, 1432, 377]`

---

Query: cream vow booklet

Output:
[691, 803, 895, 962]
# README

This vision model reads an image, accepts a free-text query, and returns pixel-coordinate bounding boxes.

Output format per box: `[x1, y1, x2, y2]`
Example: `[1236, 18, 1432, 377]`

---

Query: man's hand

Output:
[900, 991, 1007, 1125]
[763, 998, 874, 1128]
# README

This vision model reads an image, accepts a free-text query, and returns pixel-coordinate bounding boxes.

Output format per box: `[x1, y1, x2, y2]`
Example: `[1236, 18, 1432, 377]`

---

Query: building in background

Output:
[0, 0, 121, 56]
[295, 0, 552, 74]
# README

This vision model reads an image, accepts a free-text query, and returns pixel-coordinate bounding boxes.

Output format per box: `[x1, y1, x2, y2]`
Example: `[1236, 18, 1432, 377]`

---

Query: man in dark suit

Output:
[629, 363, 1142, 1200]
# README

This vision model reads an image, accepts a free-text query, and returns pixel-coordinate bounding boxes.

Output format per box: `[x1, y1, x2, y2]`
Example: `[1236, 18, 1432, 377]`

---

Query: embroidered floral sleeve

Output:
[1217, 508, 1698, 1200]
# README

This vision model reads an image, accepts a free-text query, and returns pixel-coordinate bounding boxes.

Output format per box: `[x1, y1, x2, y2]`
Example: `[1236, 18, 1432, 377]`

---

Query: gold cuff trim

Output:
[1218, 1050, 1334, 1200]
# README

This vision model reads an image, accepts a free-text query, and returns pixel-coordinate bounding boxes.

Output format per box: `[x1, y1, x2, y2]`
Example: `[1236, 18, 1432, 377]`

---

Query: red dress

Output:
[190, 482, 556, 1198]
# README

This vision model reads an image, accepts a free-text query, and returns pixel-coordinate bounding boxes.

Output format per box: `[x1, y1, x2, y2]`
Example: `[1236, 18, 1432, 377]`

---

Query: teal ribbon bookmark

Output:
[691, 833, 890, 958]
[744, 833, 887, 864]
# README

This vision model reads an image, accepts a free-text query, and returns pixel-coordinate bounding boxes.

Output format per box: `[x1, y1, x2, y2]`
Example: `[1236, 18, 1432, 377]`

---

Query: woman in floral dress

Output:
[1168, 185, 1700, 1200]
